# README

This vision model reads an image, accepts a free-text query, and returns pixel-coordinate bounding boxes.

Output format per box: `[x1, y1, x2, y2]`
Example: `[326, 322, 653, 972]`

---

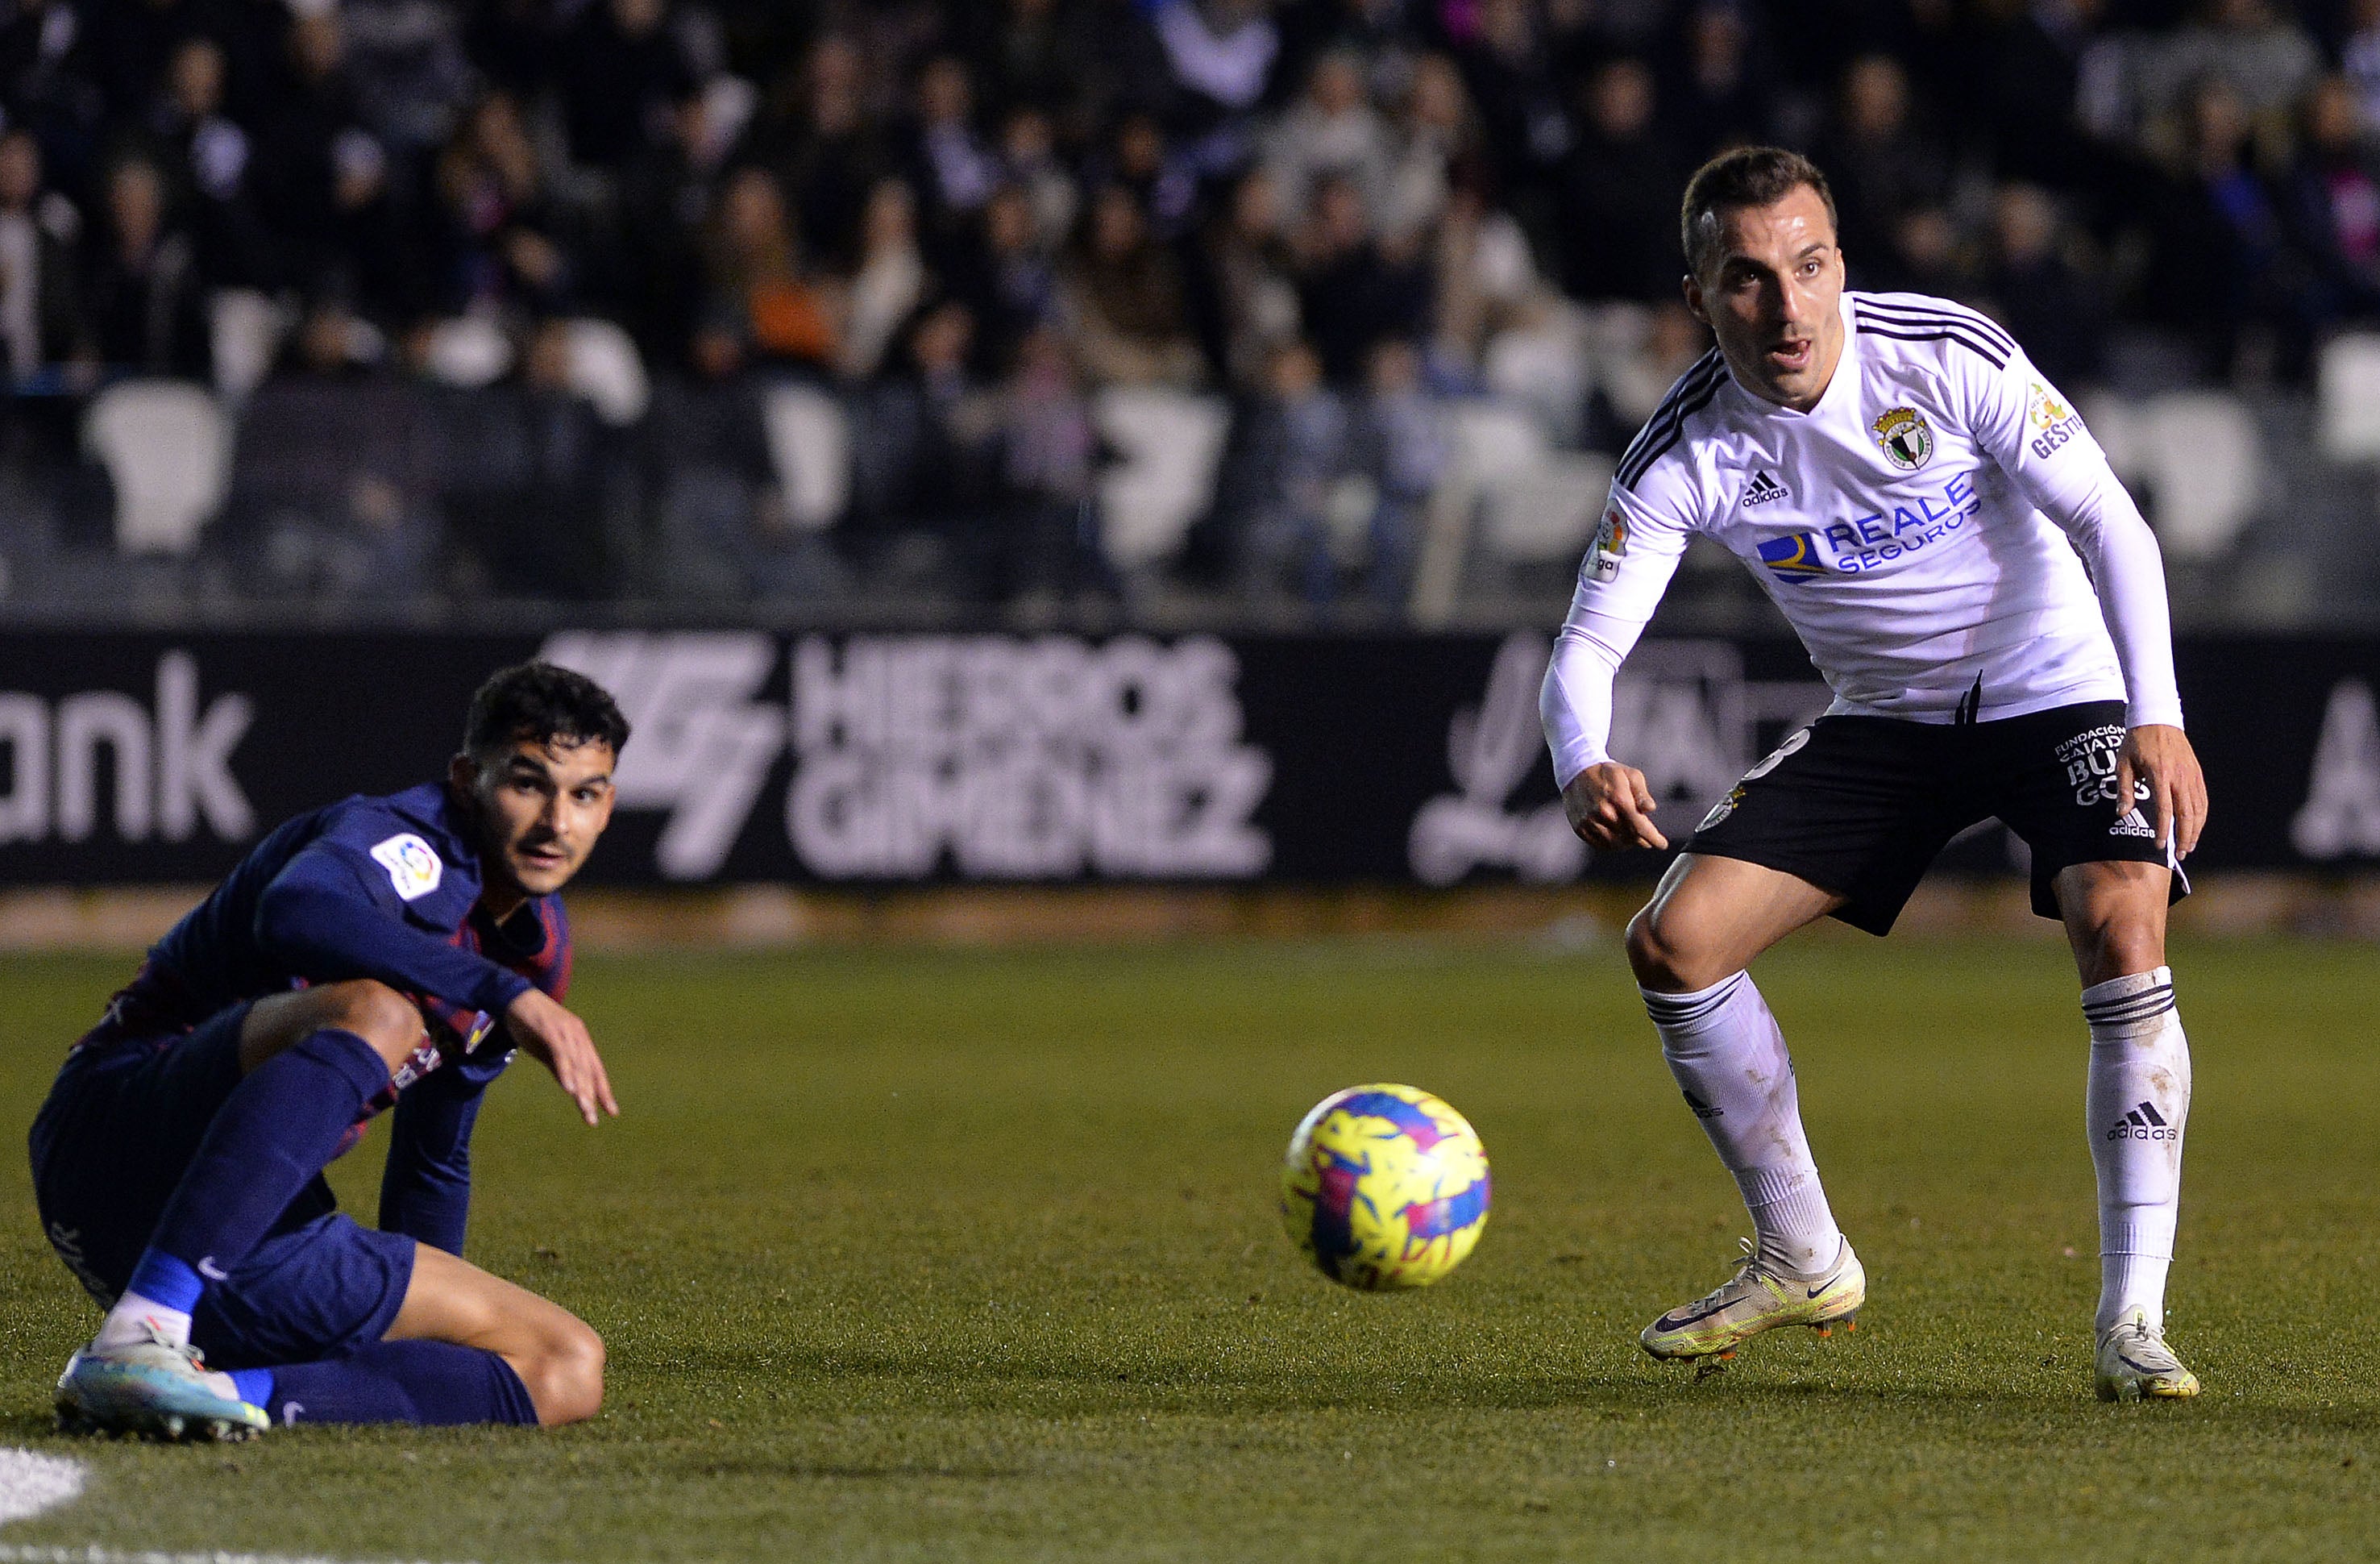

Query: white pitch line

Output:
[0, 1453, 83, 1525]
[0, 1549, 487, 1564]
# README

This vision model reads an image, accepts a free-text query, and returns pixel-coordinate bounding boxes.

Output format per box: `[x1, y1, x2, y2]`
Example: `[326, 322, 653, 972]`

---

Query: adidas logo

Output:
[2110, 809, 2155, 839]
[1682, 1089, 1724, 1121]
[1742, 470, 1790, 506]
[2106, 1100, 2179, 1142]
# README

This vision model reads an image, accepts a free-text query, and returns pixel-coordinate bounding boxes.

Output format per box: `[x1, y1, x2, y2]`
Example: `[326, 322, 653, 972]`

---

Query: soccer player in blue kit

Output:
[33, 662, 628, 1439]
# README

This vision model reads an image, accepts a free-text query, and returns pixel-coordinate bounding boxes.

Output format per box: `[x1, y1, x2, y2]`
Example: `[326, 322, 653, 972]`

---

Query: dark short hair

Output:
[1679, 147, 1838, 280]
[463, 661, 630, 760]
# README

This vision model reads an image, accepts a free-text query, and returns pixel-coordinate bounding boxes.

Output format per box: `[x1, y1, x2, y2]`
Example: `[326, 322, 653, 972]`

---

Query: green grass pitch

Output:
[0, 934, 2375, 1562]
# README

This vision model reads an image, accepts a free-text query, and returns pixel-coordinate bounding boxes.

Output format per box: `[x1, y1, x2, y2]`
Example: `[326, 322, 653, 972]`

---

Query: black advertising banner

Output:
[0, 630, 2371, 886]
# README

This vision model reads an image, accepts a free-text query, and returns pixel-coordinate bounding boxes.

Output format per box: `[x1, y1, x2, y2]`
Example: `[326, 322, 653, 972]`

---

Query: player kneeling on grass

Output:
[1544, 148, 2208, 1400]
[33, 662, 627, 1439]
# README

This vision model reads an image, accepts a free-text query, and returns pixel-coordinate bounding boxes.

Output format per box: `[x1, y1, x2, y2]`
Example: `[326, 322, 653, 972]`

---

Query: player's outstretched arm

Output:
[1562, 762, 1670, 851]
[504, 986, 618, 1125]
[2116, 723, 2208, 860]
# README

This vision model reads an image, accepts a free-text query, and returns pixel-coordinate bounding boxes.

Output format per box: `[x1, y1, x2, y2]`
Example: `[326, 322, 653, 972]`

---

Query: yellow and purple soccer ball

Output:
[1279, 1084, 1491, 1290]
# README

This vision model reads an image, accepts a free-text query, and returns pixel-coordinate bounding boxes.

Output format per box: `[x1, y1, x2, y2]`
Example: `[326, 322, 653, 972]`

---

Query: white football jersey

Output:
[1570, 290, 2170, 729]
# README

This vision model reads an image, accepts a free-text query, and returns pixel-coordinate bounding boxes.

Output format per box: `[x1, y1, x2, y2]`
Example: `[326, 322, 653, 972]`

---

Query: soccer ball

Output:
[1278, 1084, 1491, 1290]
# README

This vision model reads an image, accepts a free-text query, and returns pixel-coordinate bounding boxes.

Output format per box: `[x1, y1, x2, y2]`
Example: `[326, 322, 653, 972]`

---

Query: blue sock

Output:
[264, 1341, 539, 1426]
[145, 1029, 389, 1283]
[124, 1252, 205, 1314]
[228, 1368, 273, 1408]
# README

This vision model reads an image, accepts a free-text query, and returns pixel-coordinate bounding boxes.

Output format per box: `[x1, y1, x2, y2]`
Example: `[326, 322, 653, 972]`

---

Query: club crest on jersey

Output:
[1586, 505, 1629, 583]
[1871, 406, 1933, 471]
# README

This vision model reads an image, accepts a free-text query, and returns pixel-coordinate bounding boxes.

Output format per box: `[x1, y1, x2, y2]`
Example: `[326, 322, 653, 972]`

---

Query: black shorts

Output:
[1684, 700, 2186, 936]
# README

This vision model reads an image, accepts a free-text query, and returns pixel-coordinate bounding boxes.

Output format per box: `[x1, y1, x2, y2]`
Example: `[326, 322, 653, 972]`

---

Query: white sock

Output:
[2083, 966, 2190, 1336]
[93, 1291, 191, 1352]
[1644, 971, 1843, 1276]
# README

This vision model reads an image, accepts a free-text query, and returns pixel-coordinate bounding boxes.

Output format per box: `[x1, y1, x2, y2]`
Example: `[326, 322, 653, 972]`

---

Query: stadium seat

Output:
[2318, 332, 2380, 460]
[1091, 386, 1231, 570]
[1481, 309, 1590, 447]
[208, 289, 289, 405]
[563, 318, 651, 426]
[761, 382, 852, 530]
[420, 315, 514, 389]
[2085, 391, 2262, 562]
[81, 381, 231, 556]
[1480, 451, 1617, 564]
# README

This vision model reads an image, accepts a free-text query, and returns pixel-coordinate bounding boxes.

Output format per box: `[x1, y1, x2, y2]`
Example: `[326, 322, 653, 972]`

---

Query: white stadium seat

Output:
[419, 315, 513, 388]
[208, 288, 289, 405]
[2084, 389, 2261, 562]
[1479, 451, 1617, 564]
[2319, 332, 2380, 460]
[81, 381, 231, 557]
[762, 382, 852, 531]
[1091, 386, 1230, 570]
[563, 317, 651, 426]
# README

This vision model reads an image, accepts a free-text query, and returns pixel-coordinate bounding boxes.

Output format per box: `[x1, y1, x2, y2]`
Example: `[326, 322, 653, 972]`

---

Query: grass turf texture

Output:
[0, 937, 2373, 1562]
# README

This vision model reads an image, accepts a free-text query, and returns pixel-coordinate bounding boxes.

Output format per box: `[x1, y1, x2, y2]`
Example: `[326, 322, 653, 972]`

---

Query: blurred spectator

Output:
[1139, 0, 1280, 135]
[1216, 335, 1345, 601]
[1294, 171, 1429, 384]
[1265, 50, 1392, 228]
[2345, 0, 2380, 141]
[903, 55, 1002, 241]
[848, 296, 998, 581]
[616, 81, 727, 366]
[766, 34, 891, 275]
[1452, 0, 1572, 237]
[1198, 164, 1301, 387]
[1377, 51, 1477, 244]
[840, 179, 930, 381]
[1665, 2, 1771, 162]
[431, 92, 579, 318]
[443, 316, 611, 598]
[147, 36, 274, 289]
[556, 0, 696, 170]
[987, 325, 1111, 604]
[951, 182, 1058, 373]
[1104, 111, 1198, 235]
[1981, 184, 2106, 388]
[1432, 179, 1560, 381]
[1560, 58, 1686, 302]
[696, 165, 839, 379]
[255, 10, 406, 314]
[1345, 336, 1443, 607]
[340, 0, 478, 154]
[2278, 75, 2380, 315]
[1963, 0, 2095, 189]
[967, 0, 1104, 128]
[0, 0, 103, 189]
[1597, 298, 1713, 435]
[1063, 183, 1204, 386]
[2133, 0, 2319, 144]
[995, 105, 1078, 251]
[81, 156, 209, 378]
[1818, 54, 1950, 285]
[0, 130, 83, 381]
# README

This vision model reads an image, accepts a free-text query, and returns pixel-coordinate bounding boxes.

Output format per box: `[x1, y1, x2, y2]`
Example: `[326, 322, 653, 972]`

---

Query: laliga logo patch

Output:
[1871, 406, 1933, 471]
[1586, 505, 1629, 583]
[369, 832, 443, 901]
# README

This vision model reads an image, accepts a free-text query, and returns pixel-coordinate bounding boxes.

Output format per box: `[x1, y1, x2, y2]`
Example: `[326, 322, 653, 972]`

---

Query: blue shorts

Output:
[29, 1003, 417, 1369]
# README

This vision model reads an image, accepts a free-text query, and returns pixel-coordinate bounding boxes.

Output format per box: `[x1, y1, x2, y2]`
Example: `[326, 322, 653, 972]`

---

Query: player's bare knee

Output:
[511, 1313, 604, 1427]
[312, 980, 427, 1069]
[1626, 907, 1711, 993]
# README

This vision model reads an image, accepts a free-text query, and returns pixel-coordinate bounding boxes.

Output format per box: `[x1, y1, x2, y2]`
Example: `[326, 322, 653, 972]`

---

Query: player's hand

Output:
[1561, 762, 1669, 850]
[504, 987, 619, 1126]
[2116, 723, 2208, 859]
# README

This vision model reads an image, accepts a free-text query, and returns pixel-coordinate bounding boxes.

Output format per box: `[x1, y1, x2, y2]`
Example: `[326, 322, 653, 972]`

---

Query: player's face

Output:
[455, 737, 617, 903]
[1684, 185, 1846, 412]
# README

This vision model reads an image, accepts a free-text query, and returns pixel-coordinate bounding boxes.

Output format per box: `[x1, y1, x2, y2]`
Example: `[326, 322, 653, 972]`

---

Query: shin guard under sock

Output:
[2084, 967, 2190, 1335]
[1644, 971, 1842, 1275]
[260, 1341, 539, 1427]
[141, 1028, 391, 1290]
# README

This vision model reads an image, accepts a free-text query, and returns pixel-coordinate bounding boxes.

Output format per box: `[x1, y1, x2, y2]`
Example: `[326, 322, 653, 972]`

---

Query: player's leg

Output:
[2054, 857, 2199, 1400]
[227, 1243, 598, 1429]
[1626, 853, 1866, 1359]
[63, 983, 427, 1438]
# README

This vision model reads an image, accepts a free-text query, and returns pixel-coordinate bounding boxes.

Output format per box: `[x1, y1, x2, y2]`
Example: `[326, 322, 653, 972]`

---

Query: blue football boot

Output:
[56, 1329, 269, 1441]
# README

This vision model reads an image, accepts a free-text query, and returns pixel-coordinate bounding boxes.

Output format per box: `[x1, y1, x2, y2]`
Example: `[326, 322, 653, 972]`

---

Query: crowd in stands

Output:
[2, 0, 2379, 613]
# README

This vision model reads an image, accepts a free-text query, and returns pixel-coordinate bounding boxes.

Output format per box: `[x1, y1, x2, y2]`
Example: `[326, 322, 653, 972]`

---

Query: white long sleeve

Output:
[1540, 605, 1655, 790]
[2041, 475, 2185, 730]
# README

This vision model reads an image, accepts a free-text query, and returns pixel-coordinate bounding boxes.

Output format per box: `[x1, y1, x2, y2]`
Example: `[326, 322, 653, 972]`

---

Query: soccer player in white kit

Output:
[1542, 148, 2210, 1400]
